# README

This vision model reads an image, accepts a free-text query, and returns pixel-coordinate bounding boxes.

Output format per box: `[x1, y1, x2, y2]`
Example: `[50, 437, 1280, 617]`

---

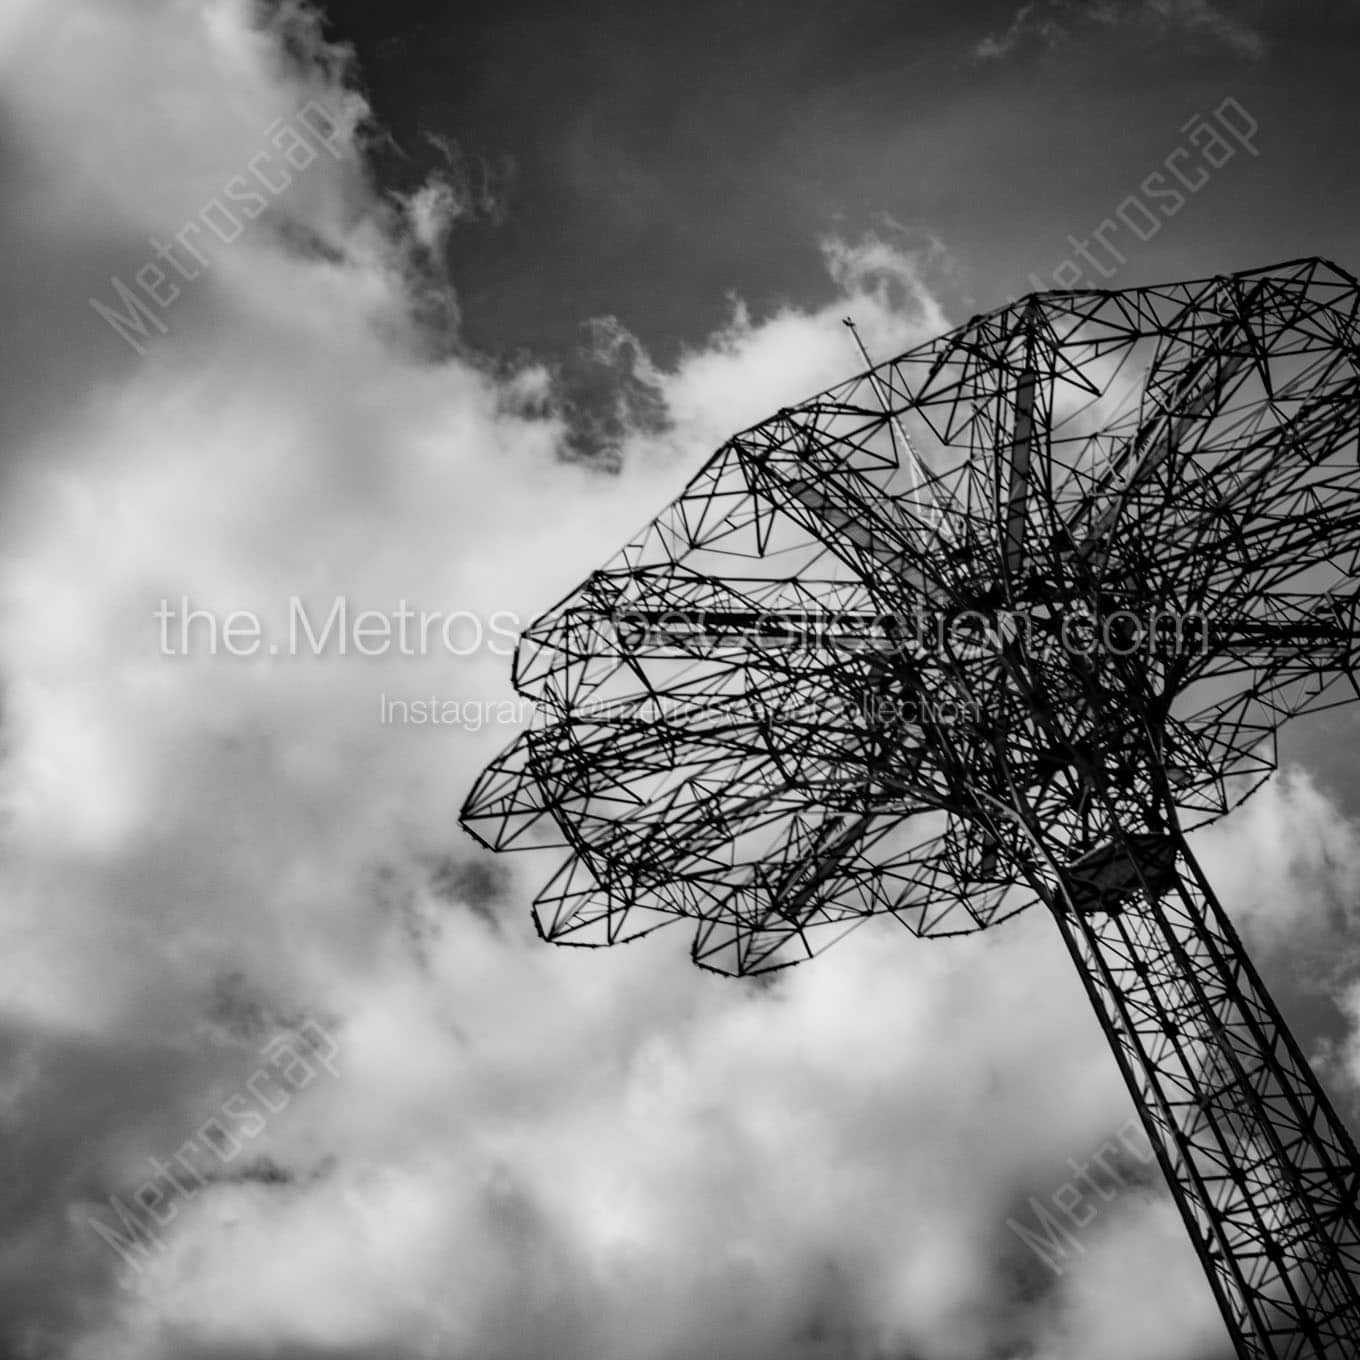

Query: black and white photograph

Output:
[4, 2, 1360, 1357]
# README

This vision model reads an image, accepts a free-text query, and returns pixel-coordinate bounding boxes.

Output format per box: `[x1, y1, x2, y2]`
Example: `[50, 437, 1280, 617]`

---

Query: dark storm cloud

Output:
[313, 0, 1360, 360]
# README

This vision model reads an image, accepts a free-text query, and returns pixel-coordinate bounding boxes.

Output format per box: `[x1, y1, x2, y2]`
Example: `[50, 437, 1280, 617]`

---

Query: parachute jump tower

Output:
[463, 258, 1360, 1359]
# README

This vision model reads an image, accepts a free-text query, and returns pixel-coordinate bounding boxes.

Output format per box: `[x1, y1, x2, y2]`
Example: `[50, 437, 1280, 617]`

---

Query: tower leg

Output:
[1045, 832, 1360, 1359]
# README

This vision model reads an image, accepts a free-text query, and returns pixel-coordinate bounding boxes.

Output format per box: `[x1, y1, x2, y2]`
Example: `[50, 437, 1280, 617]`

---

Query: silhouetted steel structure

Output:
[463, 258, 1360, 1358]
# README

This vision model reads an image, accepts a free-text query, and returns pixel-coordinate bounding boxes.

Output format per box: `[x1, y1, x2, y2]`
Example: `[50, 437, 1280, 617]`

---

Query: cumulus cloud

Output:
[0, 4, 1346, 1360]
[400, 135, 513, 255]
[1194, 766, 1360, 958]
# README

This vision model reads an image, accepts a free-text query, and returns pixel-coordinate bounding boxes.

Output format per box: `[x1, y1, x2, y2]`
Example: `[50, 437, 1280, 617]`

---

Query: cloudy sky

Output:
[3, 2, 1360, 1358]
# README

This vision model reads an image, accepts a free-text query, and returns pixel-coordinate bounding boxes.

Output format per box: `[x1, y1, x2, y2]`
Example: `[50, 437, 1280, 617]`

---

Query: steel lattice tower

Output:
[462, 257, 1360, 1358]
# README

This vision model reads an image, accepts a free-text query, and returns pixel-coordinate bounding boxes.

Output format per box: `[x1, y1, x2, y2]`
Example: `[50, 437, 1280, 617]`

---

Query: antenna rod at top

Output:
[841, 314, 876, 373]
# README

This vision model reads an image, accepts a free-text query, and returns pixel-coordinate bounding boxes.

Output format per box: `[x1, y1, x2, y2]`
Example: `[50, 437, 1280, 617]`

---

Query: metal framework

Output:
[462, 257, 1360, 1358]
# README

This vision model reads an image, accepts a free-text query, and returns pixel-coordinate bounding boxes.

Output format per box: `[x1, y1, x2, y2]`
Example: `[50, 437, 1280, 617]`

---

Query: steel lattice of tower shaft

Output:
[1050, 831, 1360, 1357]
[462, 257, 1360, 1358]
